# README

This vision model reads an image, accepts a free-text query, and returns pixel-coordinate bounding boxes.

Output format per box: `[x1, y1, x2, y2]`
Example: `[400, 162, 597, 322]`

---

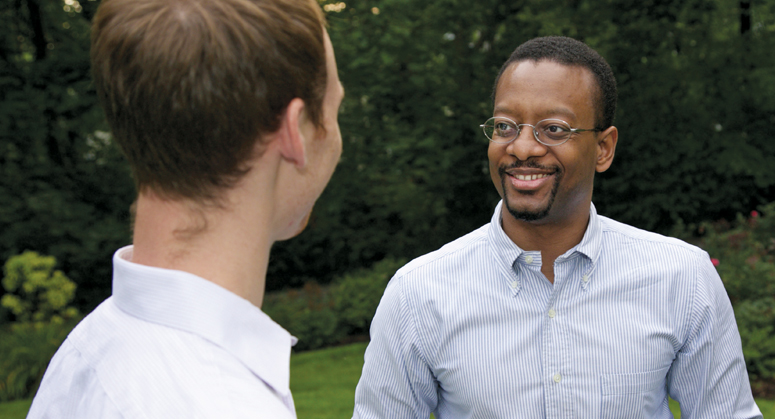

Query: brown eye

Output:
[537, 120, 571, 143]
[494, 122, 516, 138]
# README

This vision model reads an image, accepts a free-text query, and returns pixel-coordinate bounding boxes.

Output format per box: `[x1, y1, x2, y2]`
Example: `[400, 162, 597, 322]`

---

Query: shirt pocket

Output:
[600, 367, 669, 419]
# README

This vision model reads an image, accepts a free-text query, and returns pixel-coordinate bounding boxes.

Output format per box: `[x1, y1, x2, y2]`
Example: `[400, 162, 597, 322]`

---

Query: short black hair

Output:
[492, 36, 617, 130]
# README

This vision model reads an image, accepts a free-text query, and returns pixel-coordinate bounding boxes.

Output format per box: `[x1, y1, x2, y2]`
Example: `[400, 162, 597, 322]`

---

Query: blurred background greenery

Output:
[1, 0, 774, 408]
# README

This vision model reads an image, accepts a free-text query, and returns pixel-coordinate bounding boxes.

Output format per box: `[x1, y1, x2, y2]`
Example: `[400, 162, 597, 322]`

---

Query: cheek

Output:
[558, 148, 597, 190]
[487, 145, 505, 196]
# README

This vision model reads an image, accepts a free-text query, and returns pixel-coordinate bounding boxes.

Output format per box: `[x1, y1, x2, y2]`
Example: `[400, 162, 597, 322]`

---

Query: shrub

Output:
[0, 251, 81, 401]
[333, 257, 406, 336]
[1, 251, 79, 325]
[263, 257, 406, 352]
[695, 202, 775, 392]
[0, 318, 80, 401]
[263, 281, 344, 352]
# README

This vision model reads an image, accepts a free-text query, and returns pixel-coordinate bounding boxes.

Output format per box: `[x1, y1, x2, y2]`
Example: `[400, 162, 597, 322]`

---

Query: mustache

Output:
[498, 159, 559, 174]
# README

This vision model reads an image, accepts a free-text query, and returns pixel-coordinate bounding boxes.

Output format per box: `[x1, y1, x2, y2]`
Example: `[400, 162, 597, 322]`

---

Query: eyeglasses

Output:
[480, 116, 601, 147]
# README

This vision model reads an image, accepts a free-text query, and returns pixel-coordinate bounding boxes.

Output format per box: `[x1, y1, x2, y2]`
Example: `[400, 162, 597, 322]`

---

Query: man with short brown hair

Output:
[28, 0, 343, 417]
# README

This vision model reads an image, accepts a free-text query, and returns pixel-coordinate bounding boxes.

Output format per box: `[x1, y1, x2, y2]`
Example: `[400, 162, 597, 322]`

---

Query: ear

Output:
[277, 98, 311, 168]
[595, 126, 618, 173]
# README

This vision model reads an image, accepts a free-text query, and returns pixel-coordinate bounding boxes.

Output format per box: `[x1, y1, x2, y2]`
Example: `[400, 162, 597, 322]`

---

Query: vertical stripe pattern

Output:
[353, 201, 762, 419]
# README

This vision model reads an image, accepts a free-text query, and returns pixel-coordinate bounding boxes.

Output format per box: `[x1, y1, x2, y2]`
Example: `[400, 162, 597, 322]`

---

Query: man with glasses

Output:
[353, 36, 761, 418]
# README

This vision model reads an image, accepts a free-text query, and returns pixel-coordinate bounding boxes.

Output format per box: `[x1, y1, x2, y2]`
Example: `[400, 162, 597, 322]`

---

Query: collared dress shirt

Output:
[353, 201, 762, 419]
[28, 246, 297, 419]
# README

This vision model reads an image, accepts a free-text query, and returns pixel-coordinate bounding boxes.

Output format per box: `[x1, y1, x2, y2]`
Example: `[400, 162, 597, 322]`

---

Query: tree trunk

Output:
[740, 0, 751, 34]
[26, 0, 47, 60]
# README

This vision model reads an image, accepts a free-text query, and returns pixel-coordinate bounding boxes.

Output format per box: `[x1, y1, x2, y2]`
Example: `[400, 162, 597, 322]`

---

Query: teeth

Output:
[515, 174, 548, 181]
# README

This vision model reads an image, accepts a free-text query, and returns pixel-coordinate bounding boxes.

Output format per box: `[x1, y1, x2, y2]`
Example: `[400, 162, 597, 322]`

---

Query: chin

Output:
[289, 211, 313, 239]
[501, 183, 558, 223]
[504, 196, 555, 221]
[506, 204, 552, 221]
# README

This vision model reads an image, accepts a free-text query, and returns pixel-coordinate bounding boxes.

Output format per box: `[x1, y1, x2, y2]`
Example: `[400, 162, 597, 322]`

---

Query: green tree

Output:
[2, 0, 775, 305]
[0, 0, 134, 312]
[270, 0, 775, 286]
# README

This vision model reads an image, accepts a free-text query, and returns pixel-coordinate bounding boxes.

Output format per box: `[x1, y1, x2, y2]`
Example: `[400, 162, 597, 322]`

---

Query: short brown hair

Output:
[91, 0, 327, 202]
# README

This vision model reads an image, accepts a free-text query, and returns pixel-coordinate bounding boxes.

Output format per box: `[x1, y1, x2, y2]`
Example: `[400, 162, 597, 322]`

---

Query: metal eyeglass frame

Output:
[480, 116, 602, 147]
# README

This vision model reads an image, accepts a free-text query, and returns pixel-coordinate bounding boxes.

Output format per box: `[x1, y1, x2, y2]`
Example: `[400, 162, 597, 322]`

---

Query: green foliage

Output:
[0, 251, 80, 401]
[692, 203, 775, 387]
[3, 0, 775, 315]
[269, 0, 775, 290]
[0, 318, 79, 402]
[334, 257, 406, 335]
[1, 251, 78, 325]
[264, 257, 405, 351]
[263, 281, 345, 352]
[0, 0, 134, 314]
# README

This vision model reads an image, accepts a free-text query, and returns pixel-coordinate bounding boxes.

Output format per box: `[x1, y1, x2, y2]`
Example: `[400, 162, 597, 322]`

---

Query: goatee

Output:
[498, 161, 562, 222]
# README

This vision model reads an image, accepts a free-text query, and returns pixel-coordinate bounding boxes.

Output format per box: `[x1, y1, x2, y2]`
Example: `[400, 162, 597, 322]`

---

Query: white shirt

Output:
[354, 201, 762, 419]
[28, 246, 297, 419]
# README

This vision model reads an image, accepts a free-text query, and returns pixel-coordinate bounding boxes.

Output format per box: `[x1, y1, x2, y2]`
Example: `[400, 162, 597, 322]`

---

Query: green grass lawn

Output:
[0, 398, 32, 419]
[2, 342, 773, 419]
[291, 342, 368, 418]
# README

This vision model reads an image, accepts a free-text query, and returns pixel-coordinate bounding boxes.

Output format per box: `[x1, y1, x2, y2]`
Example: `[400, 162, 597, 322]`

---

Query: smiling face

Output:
[488, 59, 616, 227]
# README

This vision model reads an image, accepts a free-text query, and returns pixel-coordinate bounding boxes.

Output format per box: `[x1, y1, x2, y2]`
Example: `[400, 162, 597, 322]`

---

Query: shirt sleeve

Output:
[666, 251, 762, 419]
[27, 340, 126, 419]
[352, 276, 438, 419]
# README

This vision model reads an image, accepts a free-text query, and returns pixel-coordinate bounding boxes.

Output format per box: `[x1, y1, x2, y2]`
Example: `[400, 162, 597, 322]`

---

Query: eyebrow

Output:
[492, 106, 578, 122]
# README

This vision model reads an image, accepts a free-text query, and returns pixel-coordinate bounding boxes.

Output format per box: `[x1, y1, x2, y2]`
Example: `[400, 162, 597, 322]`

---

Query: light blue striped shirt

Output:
[353, 201, 761, 419]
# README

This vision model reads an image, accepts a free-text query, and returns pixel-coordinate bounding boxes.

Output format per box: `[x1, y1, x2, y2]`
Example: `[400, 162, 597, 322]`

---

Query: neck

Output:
[131, 191, 274, 308]
[500, 203, 590, 283]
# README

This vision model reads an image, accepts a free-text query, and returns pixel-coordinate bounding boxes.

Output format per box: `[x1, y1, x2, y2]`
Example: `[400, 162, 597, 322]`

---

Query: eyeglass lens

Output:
[482, 118, 572, 145]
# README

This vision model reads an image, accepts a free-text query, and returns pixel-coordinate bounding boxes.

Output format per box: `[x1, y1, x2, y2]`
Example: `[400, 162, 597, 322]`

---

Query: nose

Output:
[506, 124, 548, 161]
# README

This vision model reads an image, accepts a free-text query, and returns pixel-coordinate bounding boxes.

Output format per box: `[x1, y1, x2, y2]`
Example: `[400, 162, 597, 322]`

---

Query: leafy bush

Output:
[263, 281, 344, 352]
[334, 257, 406, 336]
[1, 251, 79, 325]
[692, 202, 775, 394]
[0, 252, 81, 401]
[0, 318, 80, 402]
[264, 257, 405, 352]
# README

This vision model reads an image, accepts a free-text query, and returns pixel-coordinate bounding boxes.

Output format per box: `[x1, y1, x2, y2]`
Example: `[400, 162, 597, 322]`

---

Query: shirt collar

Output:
[487, 200, 603, 291]
[111, 246, 294, 398]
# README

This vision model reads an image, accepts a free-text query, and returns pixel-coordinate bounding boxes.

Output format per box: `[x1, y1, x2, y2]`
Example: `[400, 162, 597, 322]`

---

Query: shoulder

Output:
[376, 224, 492, 330]
[37, 299, 291, 418]
[598, 215, 708, 260]
[394, 224, 490, 281]
[28, 306, 124, 418]
[597, 215, 723, 316]
[595, 215, 717, 307]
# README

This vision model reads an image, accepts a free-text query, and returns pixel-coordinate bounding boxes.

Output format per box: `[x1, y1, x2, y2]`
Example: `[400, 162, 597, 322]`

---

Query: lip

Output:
[504, 170, 554, 191]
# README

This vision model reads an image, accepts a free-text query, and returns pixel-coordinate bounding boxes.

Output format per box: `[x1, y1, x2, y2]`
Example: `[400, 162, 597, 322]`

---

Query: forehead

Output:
[493, 60, 597, 123]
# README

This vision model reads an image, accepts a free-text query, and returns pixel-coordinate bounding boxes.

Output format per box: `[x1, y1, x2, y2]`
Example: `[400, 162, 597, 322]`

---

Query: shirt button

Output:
[511, 280, 519, 288]
[525, 255, 534, 264]
[553, 373, 562, 383]
[548, 308, 556, 318]
[582, 274, 589, 283]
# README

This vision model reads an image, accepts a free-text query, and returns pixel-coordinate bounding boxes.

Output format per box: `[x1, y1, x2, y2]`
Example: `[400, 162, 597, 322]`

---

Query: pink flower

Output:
[751, 210, 760, 218]
[711, 258, 720, 267]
